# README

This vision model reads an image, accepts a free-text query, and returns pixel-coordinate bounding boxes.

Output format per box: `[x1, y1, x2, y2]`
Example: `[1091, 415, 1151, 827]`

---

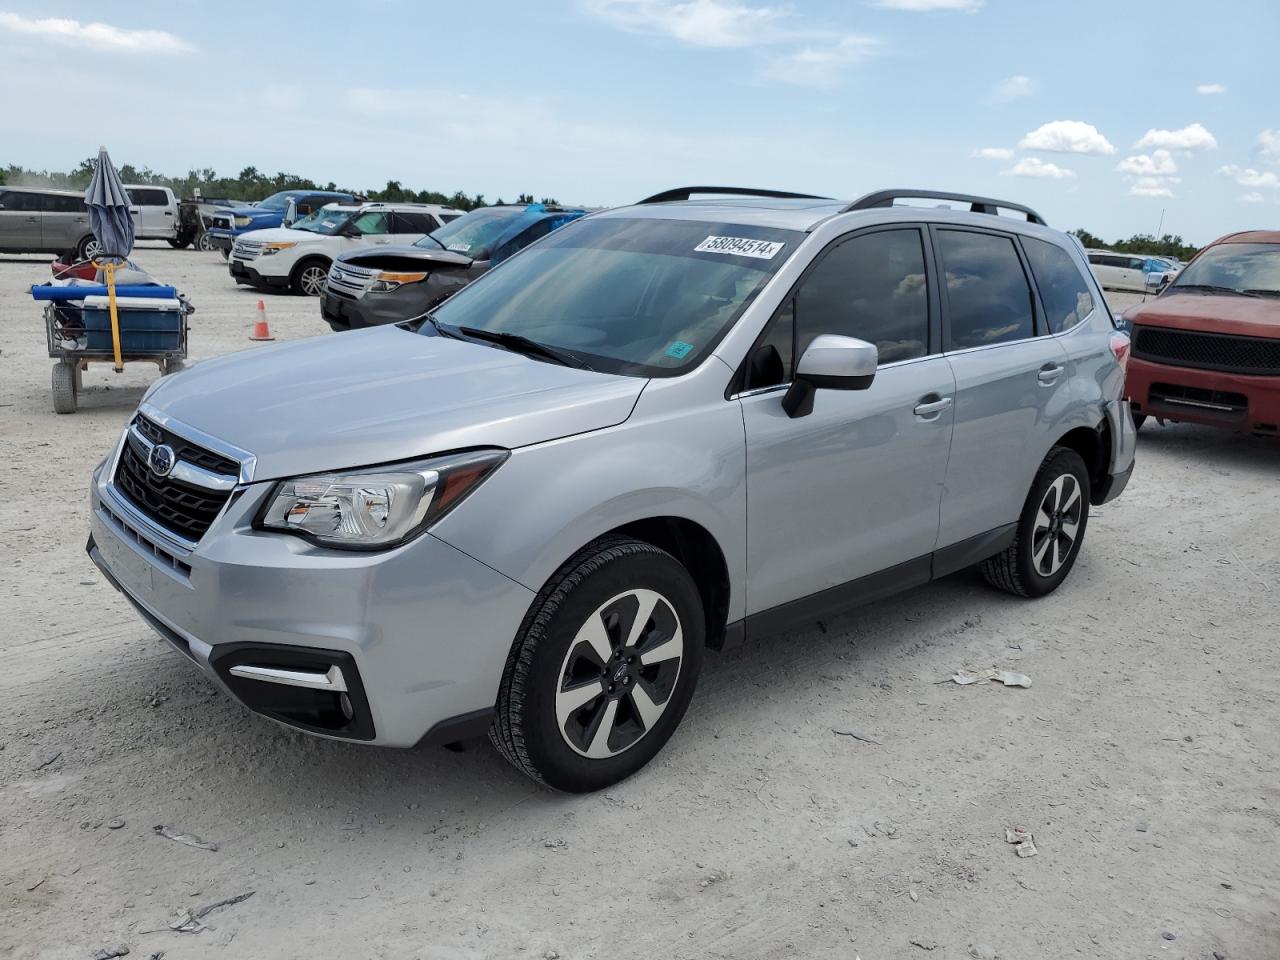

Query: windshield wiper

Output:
[417, 233, 446, 251]
[1243, 288, 1280, 298]
[404, 310, 460, 337]
[458, 326, 593, 370]
[1172, 283, 1256, 297]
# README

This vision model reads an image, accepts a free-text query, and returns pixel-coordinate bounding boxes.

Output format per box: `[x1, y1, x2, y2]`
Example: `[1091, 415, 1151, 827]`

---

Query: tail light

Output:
[1110, 332, 1131, 373]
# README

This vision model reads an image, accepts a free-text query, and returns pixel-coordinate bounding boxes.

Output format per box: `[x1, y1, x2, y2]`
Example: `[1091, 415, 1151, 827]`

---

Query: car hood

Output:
[237, 227, 322, 244]
[339, 244, 475, 269]
[142, 327, 645, 481]
[1125, 292, 1280, 339]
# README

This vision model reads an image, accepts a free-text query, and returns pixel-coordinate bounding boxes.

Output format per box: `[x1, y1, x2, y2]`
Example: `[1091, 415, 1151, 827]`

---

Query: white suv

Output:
[229, 202, 462, 295]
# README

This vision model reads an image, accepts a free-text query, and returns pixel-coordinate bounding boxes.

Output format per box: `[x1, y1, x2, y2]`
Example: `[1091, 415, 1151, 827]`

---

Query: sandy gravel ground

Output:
[1, 248, 1277, 959]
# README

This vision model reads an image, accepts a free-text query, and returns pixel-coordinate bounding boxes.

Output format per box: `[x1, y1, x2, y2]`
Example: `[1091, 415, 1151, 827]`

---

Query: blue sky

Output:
[1, 0, 1276, 243]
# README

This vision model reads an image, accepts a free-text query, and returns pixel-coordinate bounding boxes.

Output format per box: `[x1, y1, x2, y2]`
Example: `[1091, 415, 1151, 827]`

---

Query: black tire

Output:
[52, 361, 77, 414]
[1132, 411, 1147, 430]
[219, 247, 229, 260]
[167, 237, 191, 250]
[490, 536, 705, 793]
[76, 235, 101, 262]
[981, 447, 1090, 598]
[290, 258, 330, 297]
[195, 232, 215, 252]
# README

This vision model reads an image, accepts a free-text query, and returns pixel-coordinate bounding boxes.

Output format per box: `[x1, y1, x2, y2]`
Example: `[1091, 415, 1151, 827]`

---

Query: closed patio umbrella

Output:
[83, 146, 135, 369]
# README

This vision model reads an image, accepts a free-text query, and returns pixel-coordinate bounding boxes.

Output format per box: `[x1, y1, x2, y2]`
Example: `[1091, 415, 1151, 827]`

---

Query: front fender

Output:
[430, 399, 747, 622]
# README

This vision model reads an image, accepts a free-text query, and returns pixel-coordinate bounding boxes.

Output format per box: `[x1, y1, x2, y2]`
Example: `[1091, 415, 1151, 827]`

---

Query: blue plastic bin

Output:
[80, 303, 185, 353]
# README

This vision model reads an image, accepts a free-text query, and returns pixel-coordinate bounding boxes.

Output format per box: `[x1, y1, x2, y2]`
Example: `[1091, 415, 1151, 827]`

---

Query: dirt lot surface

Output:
[2, 247, 1277, 959]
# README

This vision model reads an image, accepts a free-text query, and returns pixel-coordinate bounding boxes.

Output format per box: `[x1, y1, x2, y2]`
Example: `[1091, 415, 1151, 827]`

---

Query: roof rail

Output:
[638, 186, 834, 205]
[844, 189, 1046, 225]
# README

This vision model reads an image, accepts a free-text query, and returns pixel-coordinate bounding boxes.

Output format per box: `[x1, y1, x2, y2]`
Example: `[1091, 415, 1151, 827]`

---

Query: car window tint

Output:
[794, 229, 929, 364]
[394, 212, 435, 233]
[131, 188, 168, 206]
[0, 191, 43, 212]
[1023, 236, 1095, 334]
[352, 211, 390, 235]
[494, 218, 555, 263]
[44, 194, 85, 213]
[938, 230, 1035, 348]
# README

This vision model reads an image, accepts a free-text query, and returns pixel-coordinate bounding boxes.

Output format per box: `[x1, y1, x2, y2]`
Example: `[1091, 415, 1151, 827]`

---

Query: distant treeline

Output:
[0, 160, 558, 210]
[1070, 229, 1199, 262]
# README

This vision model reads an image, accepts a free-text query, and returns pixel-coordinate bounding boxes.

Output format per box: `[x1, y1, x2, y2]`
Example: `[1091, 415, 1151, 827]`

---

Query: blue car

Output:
[205, 189, 360, 257]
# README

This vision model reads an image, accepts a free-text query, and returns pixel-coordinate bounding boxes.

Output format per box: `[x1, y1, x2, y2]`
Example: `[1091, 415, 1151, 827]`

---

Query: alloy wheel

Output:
[299, 265, 327, 296]
[1032, 473, 1082, 577]
[555, 589, 684, 759]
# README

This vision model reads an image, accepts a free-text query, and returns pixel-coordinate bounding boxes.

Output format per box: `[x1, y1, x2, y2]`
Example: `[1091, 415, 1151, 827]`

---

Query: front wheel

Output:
[76, 235, 101, 262]
[490, 537, 704, 793]
[195, 232, 215, 252]
[291, 260, 329, 297]
[981, 447, 1090, 598]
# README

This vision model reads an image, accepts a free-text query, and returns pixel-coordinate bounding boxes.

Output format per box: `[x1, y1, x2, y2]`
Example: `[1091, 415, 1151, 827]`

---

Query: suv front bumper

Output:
[229, 258, 290, 291]
[87, 446, 535, 747]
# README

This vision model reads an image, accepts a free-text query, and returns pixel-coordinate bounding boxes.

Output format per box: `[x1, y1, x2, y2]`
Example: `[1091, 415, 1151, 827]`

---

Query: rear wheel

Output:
[52, 361, 78, 414]
[490, 537, 704, 793]
[167, 237, 191, 250]
[291, 259, 329, 296]
[981, 447, 1090, 598]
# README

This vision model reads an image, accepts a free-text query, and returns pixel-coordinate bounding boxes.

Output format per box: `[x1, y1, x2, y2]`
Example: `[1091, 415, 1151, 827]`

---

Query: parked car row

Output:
[88, 185, 1138, 792]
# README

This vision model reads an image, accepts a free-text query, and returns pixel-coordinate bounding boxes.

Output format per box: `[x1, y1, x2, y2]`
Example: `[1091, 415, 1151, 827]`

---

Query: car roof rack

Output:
[638, 186, 834, 205]
[844, 189, 1046, 226]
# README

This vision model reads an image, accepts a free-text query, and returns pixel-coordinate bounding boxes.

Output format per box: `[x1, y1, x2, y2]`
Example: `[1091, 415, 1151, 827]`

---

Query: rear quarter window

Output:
[1023, 236, 1096, 333]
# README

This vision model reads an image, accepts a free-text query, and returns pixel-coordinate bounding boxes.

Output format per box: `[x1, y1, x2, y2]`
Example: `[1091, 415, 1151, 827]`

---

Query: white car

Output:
[1086, 249, 1181, 293]
[228, 202, 463, 296]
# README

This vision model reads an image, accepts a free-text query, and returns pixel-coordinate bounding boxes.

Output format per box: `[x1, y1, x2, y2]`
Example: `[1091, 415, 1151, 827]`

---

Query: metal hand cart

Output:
[34, 260, 193, 414]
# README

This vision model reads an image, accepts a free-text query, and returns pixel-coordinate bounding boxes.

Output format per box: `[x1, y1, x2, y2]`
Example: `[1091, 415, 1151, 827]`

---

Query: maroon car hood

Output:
[1125, 293, 1280, 339]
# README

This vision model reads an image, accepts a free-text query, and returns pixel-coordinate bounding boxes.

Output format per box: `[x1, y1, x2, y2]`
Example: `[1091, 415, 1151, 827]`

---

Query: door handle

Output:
[25, 216, 39, 223]
[913, 395, 953, 418]
[1038, 363, 1065, 384]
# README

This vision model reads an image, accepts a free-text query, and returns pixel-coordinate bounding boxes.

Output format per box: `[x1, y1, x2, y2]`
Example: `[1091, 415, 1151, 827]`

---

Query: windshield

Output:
[255, 192, 296, 212]
[293, 206, 354, 235]
[417, 207, 533, 258]
[425, 217, 805, 377]
[1170, 242, 1280, 295]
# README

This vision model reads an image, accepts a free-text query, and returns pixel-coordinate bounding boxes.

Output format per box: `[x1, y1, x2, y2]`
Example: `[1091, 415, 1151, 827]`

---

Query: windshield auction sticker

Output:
[694, 236, 785, 260]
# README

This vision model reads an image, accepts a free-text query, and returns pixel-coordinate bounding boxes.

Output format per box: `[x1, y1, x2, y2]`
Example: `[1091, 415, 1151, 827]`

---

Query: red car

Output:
[1122, 230, 1280, 435]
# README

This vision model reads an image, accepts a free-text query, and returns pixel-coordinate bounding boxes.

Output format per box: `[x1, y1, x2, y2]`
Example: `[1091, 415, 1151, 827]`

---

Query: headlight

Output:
[370, 270, 429, 293]
[260, 241, 297, 256]
[257, 449, 507, 550]
[233, 216, 253, 227]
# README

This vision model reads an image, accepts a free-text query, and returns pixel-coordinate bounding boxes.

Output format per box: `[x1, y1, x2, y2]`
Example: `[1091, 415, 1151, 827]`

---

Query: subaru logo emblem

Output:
[331, 269, 343, 280]
[148, 444, 176, 478]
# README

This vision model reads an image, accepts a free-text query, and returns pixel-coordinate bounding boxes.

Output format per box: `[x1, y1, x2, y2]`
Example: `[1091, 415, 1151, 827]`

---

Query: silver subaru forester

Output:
[88, 187, 1136, 792]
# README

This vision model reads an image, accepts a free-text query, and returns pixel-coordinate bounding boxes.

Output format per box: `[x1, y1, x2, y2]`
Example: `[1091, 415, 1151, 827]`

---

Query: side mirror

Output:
[782, 334, 877, 418]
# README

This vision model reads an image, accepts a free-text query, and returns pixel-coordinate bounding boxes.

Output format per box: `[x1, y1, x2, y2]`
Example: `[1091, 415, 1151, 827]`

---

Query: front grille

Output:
[209, 213, 233, 231]
[132, 415, 239, 476]
[326, 263, 375, 299]
[232, 240, 262, 260]
[113, 417, 238, 542]
[1132, 325, 1280, 376]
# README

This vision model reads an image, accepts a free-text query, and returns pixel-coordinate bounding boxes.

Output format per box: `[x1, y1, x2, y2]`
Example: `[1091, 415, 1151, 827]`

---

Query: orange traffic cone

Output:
[249, 299, 274, 341]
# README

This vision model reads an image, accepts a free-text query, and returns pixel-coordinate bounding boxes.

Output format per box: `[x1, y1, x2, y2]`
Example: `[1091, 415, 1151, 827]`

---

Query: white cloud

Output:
[1258, 129, 1280, 165]
[1116, 149, 1177, 177]
[973, 147, 1013, 160]
[869, 0, 983, 10]
[993, 75, 1035, 100]
[1133, 122, 1218, 152]
[1129, 176, 1179, 198]
[1196, 83, 1227, 95]
[763, 34, 879, 87]
[1018, 120, 1115, 155]
[1240, 192, 1265, 204]
[1002, 157, 1075, 179]
[0, 11, 193, 54]
[1218, 165, 1280, 189]
[580, 0, 788, 46]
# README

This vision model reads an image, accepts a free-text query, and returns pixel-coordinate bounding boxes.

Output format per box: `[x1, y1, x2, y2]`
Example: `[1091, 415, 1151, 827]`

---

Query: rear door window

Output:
[1022, 236, 1096, 333]
[43, 194, 85, 213]
[937, 230, 1035, 349]
[393, 212, 437, 233]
